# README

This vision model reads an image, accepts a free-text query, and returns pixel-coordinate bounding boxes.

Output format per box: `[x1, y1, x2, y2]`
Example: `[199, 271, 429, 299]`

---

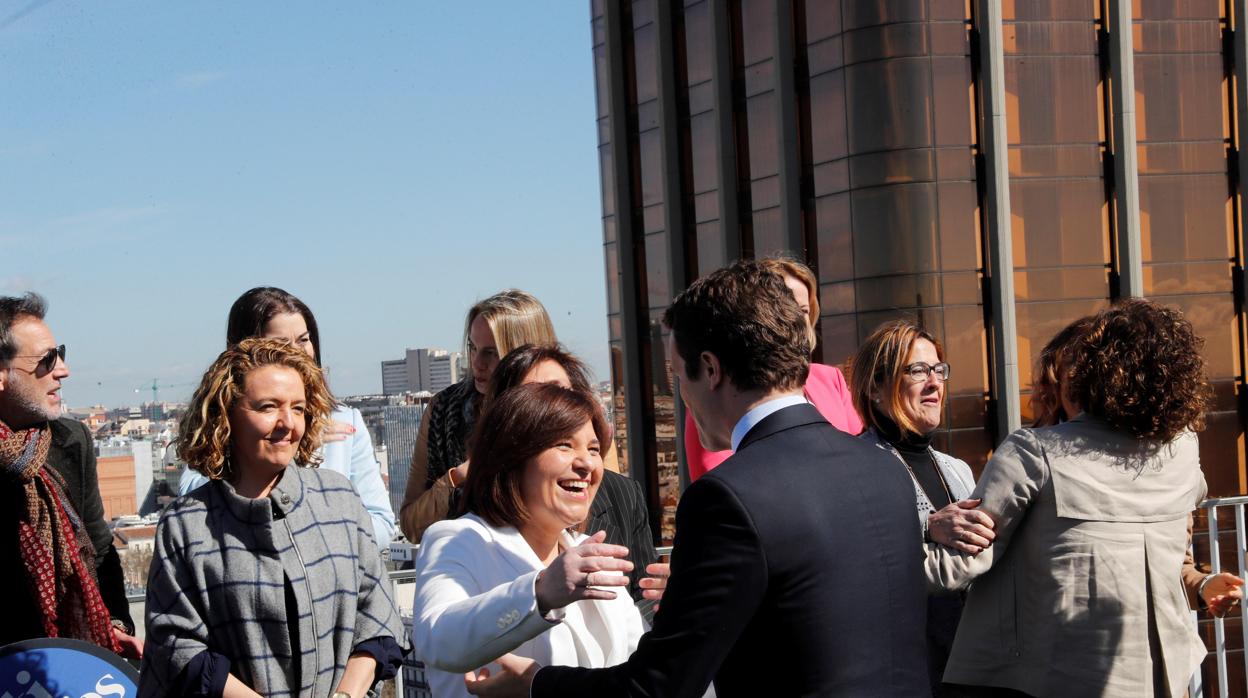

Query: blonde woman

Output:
[140, 339, 403, 698]
[399, 289, 561, 543]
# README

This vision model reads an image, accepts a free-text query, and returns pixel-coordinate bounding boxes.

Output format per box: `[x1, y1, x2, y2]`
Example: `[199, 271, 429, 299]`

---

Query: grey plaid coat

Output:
[139, 464, 403, 697]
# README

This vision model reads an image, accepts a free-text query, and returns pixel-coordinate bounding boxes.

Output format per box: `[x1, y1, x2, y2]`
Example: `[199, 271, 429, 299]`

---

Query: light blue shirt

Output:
[729, 394, 809, 452]
[179, 404, 397, 546]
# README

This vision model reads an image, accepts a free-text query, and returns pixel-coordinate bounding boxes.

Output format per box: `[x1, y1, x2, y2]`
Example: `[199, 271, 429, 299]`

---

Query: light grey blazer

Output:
[925, 415, 1207, 697]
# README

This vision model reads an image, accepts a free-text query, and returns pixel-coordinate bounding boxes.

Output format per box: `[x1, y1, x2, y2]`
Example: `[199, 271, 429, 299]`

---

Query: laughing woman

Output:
[412, 383, 643, 698]
[141, 339, 403, 698]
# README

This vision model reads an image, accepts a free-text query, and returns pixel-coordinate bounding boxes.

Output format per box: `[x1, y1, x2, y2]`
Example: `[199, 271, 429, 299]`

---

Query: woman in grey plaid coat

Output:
[140, 339, 403, 698]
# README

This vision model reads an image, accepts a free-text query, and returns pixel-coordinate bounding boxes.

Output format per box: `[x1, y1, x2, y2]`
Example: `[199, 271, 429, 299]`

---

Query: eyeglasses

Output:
[903, 361, 950, 383]
[8, 345, 66, 375]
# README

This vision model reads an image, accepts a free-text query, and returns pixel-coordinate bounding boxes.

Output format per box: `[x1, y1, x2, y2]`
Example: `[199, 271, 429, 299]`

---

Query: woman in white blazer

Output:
[413, 383, 645, 698]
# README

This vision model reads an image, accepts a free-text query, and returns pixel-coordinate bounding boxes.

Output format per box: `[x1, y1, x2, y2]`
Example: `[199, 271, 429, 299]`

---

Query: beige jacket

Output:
[925, 415, 1207, 697]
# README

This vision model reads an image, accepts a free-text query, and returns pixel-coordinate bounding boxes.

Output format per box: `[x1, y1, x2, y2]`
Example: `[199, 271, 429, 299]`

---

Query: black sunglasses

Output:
[11, 345, 66, 374]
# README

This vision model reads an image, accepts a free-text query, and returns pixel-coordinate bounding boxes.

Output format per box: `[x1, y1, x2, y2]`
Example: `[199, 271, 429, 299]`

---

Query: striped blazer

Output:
[140, 465, 403, 698]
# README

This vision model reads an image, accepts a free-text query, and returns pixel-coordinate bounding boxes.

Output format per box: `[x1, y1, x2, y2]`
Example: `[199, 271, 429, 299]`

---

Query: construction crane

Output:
[135, 379, 196, 406]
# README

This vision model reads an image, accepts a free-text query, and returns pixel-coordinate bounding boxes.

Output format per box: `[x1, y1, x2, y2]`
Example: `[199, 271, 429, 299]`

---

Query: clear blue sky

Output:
[0, 1, 609, 409]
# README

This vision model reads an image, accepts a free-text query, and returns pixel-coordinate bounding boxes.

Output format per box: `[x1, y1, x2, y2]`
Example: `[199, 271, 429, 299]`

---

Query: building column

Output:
[710, 0, 742, 259]
[772, 0, 804, 256]
[1107, 0, 1143, 297]
[604, 1, 656, 498]
[974, 0, 1021, 437]
[654, 0, 693, 491]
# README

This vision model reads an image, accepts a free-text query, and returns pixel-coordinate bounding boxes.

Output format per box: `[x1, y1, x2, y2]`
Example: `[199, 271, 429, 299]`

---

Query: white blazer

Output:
[413, 513, 647, 698]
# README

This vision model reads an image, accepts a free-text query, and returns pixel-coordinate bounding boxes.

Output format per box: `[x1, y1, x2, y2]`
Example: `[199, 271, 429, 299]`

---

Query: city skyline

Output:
[2, 2, 611, 409]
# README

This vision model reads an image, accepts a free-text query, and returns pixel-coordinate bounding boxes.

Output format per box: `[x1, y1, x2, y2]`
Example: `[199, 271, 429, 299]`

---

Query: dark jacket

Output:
[0, 417, 134, 646]
[533, 403, 930, 697]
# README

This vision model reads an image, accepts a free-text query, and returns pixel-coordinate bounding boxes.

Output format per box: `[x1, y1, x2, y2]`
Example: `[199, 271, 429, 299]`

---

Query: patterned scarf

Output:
[0, 418, 118, 651]
[423, 378, 479, 488]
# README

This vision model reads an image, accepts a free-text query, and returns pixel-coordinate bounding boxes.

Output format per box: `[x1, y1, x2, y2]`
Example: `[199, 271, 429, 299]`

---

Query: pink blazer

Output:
[683, 363, 865, 482]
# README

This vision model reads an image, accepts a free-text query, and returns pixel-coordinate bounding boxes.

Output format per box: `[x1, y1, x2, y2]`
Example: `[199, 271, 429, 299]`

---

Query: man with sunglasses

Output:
[0, 292, 140, 658]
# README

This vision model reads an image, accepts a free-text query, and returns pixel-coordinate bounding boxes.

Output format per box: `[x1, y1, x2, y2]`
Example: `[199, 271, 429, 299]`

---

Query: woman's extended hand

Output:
[1203, 572, 1245, 617]
[928, 499, 995, 554]
[534, 530, 632, 614]
[323, 419, 357, 443]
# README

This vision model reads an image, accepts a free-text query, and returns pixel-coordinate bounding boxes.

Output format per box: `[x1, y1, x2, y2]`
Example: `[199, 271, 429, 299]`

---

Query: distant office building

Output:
[96, 439, 154, 520]
[591, 1, 1247, 547]
[381, 403, 427, 519]
[381, 359, 408, 396]
[375, 445, 390, 489]
[381, 348, 462, 395]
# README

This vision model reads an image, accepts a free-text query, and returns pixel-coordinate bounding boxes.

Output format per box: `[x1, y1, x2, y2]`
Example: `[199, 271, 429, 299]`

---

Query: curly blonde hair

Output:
[177, 337, 335, 480]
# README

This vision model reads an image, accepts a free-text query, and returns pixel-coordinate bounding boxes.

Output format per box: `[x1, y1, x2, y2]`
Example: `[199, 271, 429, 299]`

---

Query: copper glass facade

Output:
[592, 5, 1248, 680]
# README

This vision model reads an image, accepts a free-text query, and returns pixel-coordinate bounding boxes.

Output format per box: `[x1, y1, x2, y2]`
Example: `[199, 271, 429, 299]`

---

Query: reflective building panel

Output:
[590, 0, 1248, 548]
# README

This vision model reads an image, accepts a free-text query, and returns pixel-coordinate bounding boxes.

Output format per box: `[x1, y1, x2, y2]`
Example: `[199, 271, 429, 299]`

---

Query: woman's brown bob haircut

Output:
[461, 382, 611, 529]
[1066, 298, 1209, 442]
[1029, 315, 1095, 428]
[177, 337, 335, 480]
[848, 320, 945, 438]
[663, 259, 810, 392]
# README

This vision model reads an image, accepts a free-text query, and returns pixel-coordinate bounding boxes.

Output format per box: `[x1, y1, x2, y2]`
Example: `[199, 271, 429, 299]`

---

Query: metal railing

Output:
[1193, 494, 1248, 698]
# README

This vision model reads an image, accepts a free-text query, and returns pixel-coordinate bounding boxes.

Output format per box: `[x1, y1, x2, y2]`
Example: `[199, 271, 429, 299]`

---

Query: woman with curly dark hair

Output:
[924, 299, 1211, 697]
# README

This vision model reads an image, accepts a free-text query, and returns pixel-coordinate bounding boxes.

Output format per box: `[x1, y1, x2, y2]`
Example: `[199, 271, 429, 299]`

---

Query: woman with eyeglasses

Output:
[847, 320, 987, 696]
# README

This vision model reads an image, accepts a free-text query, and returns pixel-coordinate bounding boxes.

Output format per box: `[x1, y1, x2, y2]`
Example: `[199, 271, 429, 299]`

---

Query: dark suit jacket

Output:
[587, 469, 659, 617]
[533, 403, 930, 697]
[0, 417, 134, 645]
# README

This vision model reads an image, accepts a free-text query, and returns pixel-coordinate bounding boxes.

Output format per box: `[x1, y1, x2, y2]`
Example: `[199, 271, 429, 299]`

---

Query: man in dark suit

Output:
[0, 293, 140, 656]
[468, 261, 929, 697]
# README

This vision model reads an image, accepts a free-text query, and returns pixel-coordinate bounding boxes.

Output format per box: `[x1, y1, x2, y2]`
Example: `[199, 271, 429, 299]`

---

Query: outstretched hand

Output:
[465, 654, 539, 698]
[534, 530, 632, 614]
[639, 562, 670, 613]
[1203, 572, 1245, 617]
[927, 499, 995, 554]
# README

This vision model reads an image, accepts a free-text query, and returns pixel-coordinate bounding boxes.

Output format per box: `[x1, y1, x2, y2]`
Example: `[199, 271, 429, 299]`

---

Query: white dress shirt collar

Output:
[730, 394, 809, 452]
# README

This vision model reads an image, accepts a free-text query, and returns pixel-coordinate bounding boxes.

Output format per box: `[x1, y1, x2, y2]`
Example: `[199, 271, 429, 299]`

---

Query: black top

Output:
[877, 414, 952, 510]
[533, 403, 929, 697]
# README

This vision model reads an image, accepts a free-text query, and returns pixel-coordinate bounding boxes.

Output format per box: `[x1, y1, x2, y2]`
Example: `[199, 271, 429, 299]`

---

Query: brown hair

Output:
[465, 289, 558, 358]
[483, 344, 593, 413]
[662, 259, 810, 392]
[176, 337, 335, 480]
[226, 287, 323, 367]
[461, 382, 611, 529]
[848, 320, 945, 438]
[758, 256, 820, 349]
[1029, 315, 1096, 428]
[1066, 299, 1209, 442]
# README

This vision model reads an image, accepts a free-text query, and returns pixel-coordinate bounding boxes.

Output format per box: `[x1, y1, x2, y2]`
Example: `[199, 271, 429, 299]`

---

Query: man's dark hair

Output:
[0, 293, 48, 366]
[663, 260, 810, 392]
[226, 287, 322, 367]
